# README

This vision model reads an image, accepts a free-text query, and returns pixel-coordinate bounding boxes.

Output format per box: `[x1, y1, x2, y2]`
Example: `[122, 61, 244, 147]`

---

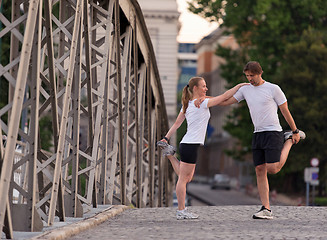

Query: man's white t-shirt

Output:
[233, 81, 287, 133]
[180, 98, 210, 145]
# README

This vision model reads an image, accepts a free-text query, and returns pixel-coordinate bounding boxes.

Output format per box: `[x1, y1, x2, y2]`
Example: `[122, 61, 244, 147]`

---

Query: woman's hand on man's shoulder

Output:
[194, 96, 206, 108]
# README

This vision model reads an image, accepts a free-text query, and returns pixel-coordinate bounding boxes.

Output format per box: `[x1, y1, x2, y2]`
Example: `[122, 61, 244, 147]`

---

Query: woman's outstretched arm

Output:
[207, 83, 249, 107]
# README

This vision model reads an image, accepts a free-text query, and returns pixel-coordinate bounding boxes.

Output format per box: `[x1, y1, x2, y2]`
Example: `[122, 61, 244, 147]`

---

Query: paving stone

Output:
[67, 205, 327, 240]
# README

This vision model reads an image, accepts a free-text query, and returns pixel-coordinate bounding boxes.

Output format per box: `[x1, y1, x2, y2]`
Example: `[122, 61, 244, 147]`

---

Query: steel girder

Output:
[0, 0, 171, 234]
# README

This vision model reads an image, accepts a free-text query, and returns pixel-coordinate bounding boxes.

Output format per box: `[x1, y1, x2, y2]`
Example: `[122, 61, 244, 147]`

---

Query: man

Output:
[218, 61, 305, 219]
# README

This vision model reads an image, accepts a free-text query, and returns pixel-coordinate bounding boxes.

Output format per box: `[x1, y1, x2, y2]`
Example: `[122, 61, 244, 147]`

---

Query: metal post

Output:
[312, 185, 315, 206]
[98, 24, 113, 203]
[70, 11, 83, 216]
[0, 123, 13, 239]
[83, 0, 94, 150]
[3, 200, 13, 238]
[43, 0, 59, 148]
[28, 1, 43, 230]
[8, 0, 21, 121]
[115, 0, 126, 205]
[0, 0, 41, 231]
[133, 16, 141, 208]
[48, 0, 83, 225]
[0, 0, 173, 230]
[157, 106, 162, 207]
[306, 182, 309, 206]
[138, 64, 146, 207]
[147, 56, 153, 207]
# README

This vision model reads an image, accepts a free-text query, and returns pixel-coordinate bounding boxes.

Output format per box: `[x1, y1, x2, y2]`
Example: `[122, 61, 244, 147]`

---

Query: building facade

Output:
[195, 28, 253, 186]
[137, 0, 180, 132]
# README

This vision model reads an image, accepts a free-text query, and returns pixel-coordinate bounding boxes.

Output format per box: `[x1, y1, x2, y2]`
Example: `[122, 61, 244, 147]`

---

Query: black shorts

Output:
[252, 131, 284, 167]
[179, 143, 200, 164]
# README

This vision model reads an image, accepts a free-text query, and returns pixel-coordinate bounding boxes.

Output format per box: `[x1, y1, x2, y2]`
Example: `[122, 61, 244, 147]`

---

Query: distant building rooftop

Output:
[195, 27, 227, 50]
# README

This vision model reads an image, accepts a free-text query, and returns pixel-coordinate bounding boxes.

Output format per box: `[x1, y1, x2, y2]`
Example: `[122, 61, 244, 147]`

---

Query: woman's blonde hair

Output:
[181, 77, 204, 114]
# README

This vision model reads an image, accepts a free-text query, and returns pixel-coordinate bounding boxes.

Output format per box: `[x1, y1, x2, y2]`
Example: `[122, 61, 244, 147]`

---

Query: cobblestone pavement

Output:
[69, 205, 327, 240]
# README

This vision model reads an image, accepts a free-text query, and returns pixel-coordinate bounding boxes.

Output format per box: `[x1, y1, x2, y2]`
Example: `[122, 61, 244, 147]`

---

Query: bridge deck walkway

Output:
[7, 204, 327, 240]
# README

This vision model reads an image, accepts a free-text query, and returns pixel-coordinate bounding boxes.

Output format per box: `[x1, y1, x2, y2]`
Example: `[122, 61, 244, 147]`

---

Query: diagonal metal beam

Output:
[115, 0, 125, 205]
[48, 0, 84, 226]
[0, 121, 13, 239]
[0, 0, 41, 231]
[0, 0, 171, 231]
[43, 0, 60, 149]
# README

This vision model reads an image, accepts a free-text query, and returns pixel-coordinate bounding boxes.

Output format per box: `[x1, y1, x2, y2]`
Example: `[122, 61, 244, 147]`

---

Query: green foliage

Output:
[274, 28, 327, 193]
[78, 158, 87, 196]
[39, 115, 53, 151]
[188, 0, 226, 22]
[188, 0, 327, 74]
[0, 0, 10, 118]
[214, 45, 254, 160]
[188, 0, 327, 194]
[315, 197, 327, 206]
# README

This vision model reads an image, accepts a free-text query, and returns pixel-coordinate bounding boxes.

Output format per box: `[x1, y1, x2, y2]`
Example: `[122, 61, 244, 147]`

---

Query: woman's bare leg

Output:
[176, 162, 196, 210]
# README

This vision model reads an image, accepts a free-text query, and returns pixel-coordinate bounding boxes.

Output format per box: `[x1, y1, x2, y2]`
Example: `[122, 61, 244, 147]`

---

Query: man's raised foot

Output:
[284, 130, 306, 142]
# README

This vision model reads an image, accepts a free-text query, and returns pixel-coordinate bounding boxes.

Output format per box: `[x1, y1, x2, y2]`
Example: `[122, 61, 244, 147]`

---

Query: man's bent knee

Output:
[267, 163, 280, 174]
[255, 164, 267, 176]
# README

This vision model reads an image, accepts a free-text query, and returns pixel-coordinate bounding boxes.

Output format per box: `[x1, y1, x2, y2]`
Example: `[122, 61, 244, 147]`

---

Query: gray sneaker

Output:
[176, 207, 198, 220]
[284, 130, 306, 141]
[156, 141, 176, 156]
[162, 145, 176, 156]
[253, 206, 273, 220]
[156, 140, 169, 148]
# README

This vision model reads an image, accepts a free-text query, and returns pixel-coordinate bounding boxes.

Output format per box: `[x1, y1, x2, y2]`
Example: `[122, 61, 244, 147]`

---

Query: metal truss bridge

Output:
[0, 0, 172, 238]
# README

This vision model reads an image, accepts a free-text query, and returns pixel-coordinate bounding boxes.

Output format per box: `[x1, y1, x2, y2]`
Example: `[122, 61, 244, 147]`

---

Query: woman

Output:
[158, 77, 248, 219]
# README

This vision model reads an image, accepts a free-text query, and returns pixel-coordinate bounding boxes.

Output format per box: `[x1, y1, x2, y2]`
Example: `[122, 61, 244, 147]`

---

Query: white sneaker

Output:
[252, 206, 273, 220]
[284, 130, 306, 141]
[156, 141, 176, 156]
[176, 207, 198, 220]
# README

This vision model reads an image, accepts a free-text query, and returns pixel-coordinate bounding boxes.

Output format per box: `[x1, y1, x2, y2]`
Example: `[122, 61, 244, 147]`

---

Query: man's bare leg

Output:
[267, 139, 293, 174]
[255, 164, 270, 209]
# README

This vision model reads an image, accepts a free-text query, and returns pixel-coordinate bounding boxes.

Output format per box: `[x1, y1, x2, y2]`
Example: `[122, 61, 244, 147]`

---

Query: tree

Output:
[188, 0, 327, 193]
[215, 46, 253, 160]
[271, 28, 327, 193]
[188, 0, 327, 75]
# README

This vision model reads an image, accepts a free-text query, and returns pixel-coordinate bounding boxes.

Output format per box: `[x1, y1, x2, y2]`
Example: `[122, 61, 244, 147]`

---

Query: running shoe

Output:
[156, 140, 169, 148]
[156, 141, 176, 156]
[252, 206, 273, 220]
[162, 144, 176, 156]
[284, 130, 306, 141]
[176, 207, 199, 220]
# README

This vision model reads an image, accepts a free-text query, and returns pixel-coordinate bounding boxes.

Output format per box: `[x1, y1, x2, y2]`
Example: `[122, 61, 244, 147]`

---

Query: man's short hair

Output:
[243, 61, 263, 75]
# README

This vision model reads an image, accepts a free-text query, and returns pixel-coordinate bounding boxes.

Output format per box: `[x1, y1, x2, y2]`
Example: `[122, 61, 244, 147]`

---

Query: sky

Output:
[177, 0, 219, 43]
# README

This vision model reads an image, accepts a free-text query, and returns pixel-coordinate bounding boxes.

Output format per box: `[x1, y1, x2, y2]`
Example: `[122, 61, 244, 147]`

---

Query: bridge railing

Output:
[0, 0, 173, 237]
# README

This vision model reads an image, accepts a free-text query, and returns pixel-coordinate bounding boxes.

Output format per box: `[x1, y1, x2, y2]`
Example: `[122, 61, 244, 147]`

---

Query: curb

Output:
[186, 190, 214, 206]
[30, 205, 130, 240]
